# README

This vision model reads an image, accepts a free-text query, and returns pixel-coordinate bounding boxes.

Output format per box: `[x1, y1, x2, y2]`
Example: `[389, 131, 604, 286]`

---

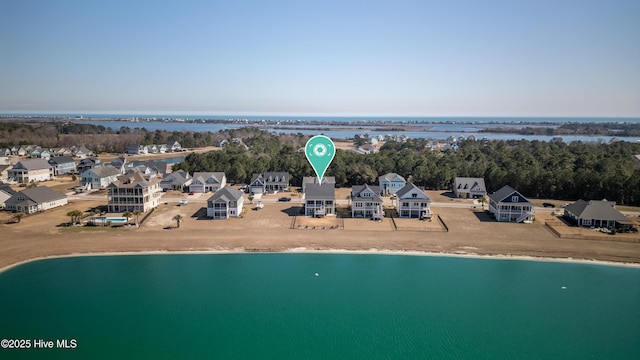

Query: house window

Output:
[412, 193, 417, 198]
[582, 219, 592, 226]
[402, 202, 409, 207]
[511, 196, 519, 202]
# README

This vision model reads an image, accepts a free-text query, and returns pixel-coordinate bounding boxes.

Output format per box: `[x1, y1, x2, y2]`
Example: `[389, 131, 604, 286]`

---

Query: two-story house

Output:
[207, 187, 244, 219]
[250, 172, 289, 194]
[77, 157, 102, 174]
[81, 165, 122, 190]
[453, 177, 487, 199]
[189, 172, 226, 193]
[379, 173, 406, 195]
[107, 172, 162, 213]
[48, 156, 77, 176]
[160, 170, 192, 191]
[0, 182, 16, 208]
[7, 159, 53, 183]
[305, 183, 335, 217]
[488, 185, 535, 223]
[4, 186, 68, 214]
[302, 176, 336, 193]
[351, 184, 384, 220]
[395, 183, 431, 219]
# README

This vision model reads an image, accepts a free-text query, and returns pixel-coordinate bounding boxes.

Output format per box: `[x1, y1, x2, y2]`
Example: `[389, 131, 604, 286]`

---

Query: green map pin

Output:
[305, 135, 335, 183]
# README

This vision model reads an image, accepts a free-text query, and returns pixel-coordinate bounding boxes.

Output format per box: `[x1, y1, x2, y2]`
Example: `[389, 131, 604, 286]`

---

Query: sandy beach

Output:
[1, 189, 639, 273]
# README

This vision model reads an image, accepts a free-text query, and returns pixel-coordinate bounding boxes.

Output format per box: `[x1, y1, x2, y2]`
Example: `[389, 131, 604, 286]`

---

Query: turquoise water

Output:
[0, 254, 639, 359]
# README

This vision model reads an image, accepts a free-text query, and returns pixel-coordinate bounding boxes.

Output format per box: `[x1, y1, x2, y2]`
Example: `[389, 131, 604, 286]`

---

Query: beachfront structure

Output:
[0, 182, 16, 208]
[305, 183, 335, 217]
[453, 177, 487, 199]
[206, 187, 244, 219]
[48, 156, 76, 176]
[379, 173, 406, 195]
[7, 159, 53, 183]
[351, 184, 384, 219]
[395, 183, 431, 219]
[4, 186, 68, 214]
[564, 199, 634, 230]
[301, 176, 336, 193]
[189, 172, 226, 193]
[160, 170, 192, 191]
[166, 141, 181, 152]
[126, 144, 147, 155]
[107, 172, 162, 213]
[76, 157, 102, 174]
[488, 185, 535, 223]
[250, 172, 289, 194]
[80, 165, 122, 190]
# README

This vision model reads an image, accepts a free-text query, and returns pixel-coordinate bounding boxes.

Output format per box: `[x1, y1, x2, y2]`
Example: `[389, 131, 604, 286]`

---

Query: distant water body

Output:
[67, 116, 640, 142]
[1, 253, 639, 359]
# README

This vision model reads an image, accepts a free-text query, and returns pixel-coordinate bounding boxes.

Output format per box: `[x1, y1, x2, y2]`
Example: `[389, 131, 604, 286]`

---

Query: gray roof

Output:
[0, 182, 16, 195]
[7, 186, 66, 205]
[378, 173, 406, 182]
[14, 159, 51, 170]
[208, 187, 243, 203]
[48, 156, 76, 165]
[488, 185, 532, 204]
[305, 183, 335, 200]
[161, 170, 191, 185]
[351, 184, 383, 202]
[263, 172, 289, 183]
[302, 176, 336, 191]
[395, 183, 430, 200]
[565, 199, 630, 222]
[86, 165, 121, 178]
[110, 172, 160, 188]
[193, 172, 225, 184]
[454, 177, 486, 192]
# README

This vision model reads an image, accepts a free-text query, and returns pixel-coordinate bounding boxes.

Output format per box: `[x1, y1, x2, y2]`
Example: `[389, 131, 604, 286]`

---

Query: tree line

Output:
[174, 133, 640, 205]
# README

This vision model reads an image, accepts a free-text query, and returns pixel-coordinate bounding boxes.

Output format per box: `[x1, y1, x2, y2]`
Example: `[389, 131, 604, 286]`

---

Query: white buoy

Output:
[562, 286, 567, 289]
[315, 273, 319, 277]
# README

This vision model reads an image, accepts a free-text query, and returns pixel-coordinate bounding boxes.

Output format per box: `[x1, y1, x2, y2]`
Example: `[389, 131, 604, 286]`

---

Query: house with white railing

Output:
[488, 185, 534, 223]
[107, 172, 162, 213]
[351, 184, 384, 220]
[395, 183, 431, 219]
[305, 183, 335, 217]
[207, 187, 244, 219]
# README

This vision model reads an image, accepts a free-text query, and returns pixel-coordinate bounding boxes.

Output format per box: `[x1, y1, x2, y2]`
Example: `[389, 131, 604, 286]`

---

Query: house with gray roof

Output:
[81, 165, 122, 189]
[77, 157, 102, 174]
[160, 170, 192, 191]
[48, 156, 76, 175]
[305, 183, 335, 217]
[190, 172, 226, 193]
[395, 183, 431, 219]
[564, 199, 634, 229]
[107, 172, 162, 213]
[5, 186, 68, 214]
[379, 173, 406, 195]
[250, 172, 289, 194]
[7, 159, 53, 183]
[206, 187, 244, 219]
[488, 185, 534, 223]
[453, 177, 487, 199]
[302, 176, 336, 193]
[351, 184, 384, 219]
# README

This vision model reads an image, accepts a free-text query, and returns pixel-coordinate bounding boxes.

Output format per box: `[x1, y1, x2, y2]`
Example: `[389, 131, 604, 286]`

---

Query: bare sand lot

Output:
[2, 191, 640, 272]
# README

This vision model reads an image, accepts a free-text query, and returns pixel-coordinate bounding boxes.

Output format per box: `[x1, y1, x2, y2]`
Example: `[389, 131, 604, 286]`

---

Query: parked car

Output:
[542, 202, 555, 208]
[179, 199, 188, 206]
[278, 197, 292, 202]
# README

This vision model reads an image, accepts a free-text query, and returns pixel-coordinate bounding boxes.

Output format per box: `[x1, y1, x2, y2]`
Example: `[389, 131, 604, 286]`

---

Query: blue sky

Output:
[1, 0, 639, 117]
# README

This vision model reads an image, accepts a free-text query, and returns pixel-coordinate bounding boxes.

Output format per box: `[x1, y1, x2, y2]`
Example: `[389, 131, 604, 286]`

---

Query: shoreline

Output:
[2, 247, 640, 275]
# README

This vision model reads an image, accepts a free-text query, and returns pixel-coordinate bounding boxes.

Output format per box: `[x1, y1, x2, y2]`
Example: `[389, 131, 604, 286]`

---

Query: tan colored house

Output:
[7, 159, 53, 183]
[107, 172, 162, 213]
[5, 186, 68, 214]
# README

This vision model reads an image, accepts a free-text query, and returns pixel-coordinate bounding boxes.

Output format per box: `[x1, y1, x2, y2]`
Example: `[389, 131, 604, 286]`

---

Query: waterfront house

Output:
[160, 170, 192, 191]
[206, 187, 244, 219]
[351, 184, 384, 219]
[81, 165, 122, 190]
[0, 148, 10, 157]
[453, 177, 487, 199]
[138, 160, 169, 176]
[189, 172, 226, 193]
[488, 185, 535, 223]
[107, 172, 162, 213]
[15, 146, 27, 156]
[564, 199, 634, 230]
[77, 157, 101, 174]
[5, 186, 68, 214]
[30, 148, 51, 159]
[250, 172, 289, 194]
[395, 183, 431, 219]
[48, 156, 76, 175]
[378, 173, 406, 195]
[305, 183, 335, 217]
[0, 182, 16, 208]
[126, 144, 147, 155]
[7, 159, 53, 183]
[301, 176, 336, 193]
[166, 141, 181, 152]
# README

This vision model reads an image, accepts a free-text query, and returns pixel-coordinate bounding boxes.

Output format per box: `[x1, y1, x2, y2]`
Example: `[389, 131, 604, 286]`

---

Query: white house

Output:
[5, 186, 68, 214]
[305, 183, 335, 217]
[250, 172, 289, 194]
[189, 172, 226, 193]
[7, 159, 53, 183]
[0, 182, 16, 208]
[207, 187, 244, 219]
[488, 185, 535, 223]
[81, 165, 122, 190]
[379, 173, 406, 195]
[453, 177, 487, 199]
[395, 183, 431, 219]
[351, 184, 384, 219]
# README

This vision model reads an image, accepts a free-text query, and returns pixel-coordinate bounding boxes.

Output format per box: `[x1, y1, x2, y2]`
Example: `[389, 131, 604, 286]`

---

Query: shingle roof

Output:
[193, 172, 225, 184]
[395, 183, 429, 200]
[565, 199, 630, 222]
[14, 159, 51, 170]
[110, 172, 160, 188]
[378, 173, 406, 182]
[488, 185, 532, 204]
[306, 183, 335, 200]
[48, 156, 76, 165]
[454, 177, 486, 192]
[11, 186, 66, 204]
[0, 182, 16, 195]
[208, 187, 243, 202]
[161, 170, 190, 185]
[88, 165, 121, 178]
[351, 184, 383, 202]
